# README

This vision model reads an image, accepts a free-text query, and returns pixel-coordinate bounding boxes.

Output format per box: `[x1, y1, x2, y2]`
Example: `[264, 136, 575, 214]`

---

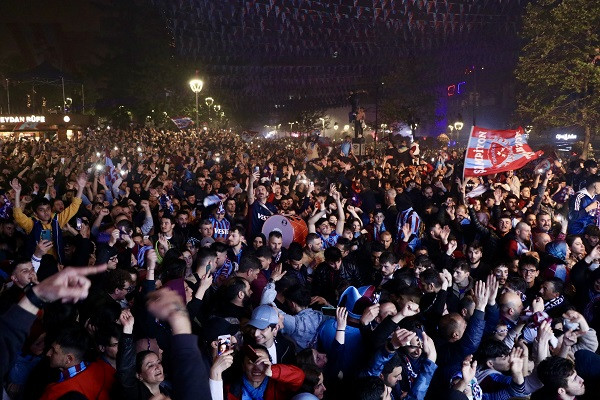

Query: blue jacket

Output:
[436, 309, 486, 381]
[364, 345, 437, 400]
[568, 189, 598, 234]
[318, 320, 364, 378]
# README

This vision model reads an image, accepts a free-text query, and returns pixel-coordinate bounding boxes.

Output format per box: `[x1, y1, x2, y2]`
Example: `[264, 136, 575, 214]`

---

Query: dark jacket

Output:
[312, 262, 362, 305]
[0, 304, 37, 382]
[274, 335, 296, 365]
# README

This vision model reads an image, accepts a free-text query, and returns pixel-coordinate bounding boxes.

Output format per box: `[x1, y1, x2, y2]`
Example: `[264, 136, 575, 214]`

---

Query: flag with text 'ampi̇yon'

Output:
[463, 126, 543, 177]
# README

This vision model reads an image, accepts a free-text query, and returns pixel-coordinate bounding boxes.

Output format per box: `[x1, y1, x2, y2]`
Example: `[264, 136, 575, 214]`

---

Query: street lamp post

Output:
[189, 74, 204, 130]
[454, 118, 464, 140]
[288, 121, 296, 136]
[410, 120, 419, 141]
[213, 105, 221, 128]
[205, 97, 214, 122]
[319, 117, 325, 133]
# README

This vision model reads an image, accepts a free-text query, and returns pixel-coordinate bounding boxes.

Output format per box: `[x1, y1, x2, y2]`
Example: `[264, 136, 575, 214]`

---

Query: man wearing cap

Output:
[247, 305, 295, 364]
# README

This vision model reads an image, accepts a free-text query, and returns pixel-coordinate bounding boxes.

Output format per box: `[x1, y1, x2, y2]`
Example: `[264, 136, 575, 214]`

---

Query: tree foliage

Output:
[515, 0, 600, 157]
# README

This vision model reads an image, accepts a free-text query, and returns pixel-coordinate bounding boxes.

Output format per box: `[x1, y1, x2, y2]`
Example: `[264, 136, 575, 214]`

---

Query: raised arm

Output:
[10, 178, 22, 211]
[248, 171, 259, 205]
[333, 189, 346, 235]
[308, 203, 327, 233]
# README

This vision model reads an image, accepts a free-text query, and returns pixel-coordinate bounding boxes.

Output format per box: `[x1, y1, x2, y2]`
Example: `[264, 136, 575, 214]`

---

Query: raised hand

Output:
[10, 178, 21, 193]
[34, 240, 53, 258]
[401, 223, 412, 241]
[390, 328, 417, 350]
[473, 280, 489, 311]
[439, 225, 451, 244]
[562, 309, 589, 332]
[461, 355, 477, 382]
[255, 354, 273, 377]
[494, 188, 503, 205]
[119, 309, 135, 334]
[509, 346, 525, 384]
[536, 320, 552, 344]
[76, 173, 87, 190]
[210, 349, 234, 380]
[422, 331, 437, 362]
[270, 263, 287, 282]
[336, 306, 348, 331]
[140, 199, 150, 210]
[198, 272, 213, 293]
[446, 240, 458, 256]
[486, 275, 499, 306]
[531, 297, 544, 313]
[360, 303, 380, 326]
[109, 229, 120, 246]
[439, 269, 452, 290]
[401, 300, 420, 317]
[146, 288, 191, 334]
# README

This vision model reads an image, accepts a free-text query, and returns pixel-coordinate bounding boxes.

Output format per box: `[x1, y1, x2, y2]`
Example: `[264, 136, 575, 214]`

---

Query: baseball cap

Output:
[201, 237, 215, 248]
[247, 305, 279, 330]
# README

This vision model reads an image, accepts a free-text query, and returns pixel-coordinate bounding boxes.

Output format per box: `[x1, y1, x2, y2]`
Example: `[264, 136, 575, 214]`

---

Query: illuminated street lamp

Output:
[343, 124, 350, 131]
[409, 120, 419, 139]
[214, 104, 221, 112]
[333, 122, 339, 131]
[205, 97, 214, 120]
[189, 74, 204, 129]
[454, 120, 464, 131]
[319, 117, 325, 132]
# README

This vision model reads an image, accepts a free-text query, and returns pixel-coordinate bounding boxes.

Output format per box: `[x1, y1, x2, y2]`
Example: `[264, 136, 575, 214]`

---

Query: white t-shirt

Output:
[267, 342, 278, 364]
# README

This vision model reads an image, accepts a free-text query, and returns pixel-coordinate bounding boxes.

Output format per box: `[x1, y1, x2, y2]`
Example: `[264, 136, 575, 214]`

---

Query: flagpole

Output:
[462, 126, 475, 183]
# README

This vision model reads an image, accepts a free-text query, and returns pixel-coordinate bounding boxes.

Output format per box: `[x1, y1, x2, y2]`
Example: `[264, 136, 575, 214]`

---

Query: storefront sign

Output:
[555, 134, 577, 141]
[0, 115, 46, 124]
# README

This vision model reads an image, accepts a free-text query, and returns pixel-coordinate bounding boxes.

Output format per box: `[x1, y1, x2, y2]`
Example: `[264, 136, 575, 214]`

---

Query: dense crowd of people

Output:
[1, 127, 600, 400]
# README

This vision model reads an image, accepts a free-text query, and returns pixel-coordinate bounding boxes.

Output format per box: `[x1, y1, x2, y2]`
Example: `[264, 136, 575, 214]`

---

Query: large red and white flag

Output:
[464, 126, 543, 177]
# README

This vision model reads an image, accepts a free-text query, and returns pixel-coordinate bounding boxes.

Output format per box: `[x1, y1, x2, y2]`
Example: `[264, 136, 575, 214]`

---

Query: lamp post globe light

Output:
[205, 97, 214, 121]
[454, 120, 464, 131]
[189, 76, 204, 129]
